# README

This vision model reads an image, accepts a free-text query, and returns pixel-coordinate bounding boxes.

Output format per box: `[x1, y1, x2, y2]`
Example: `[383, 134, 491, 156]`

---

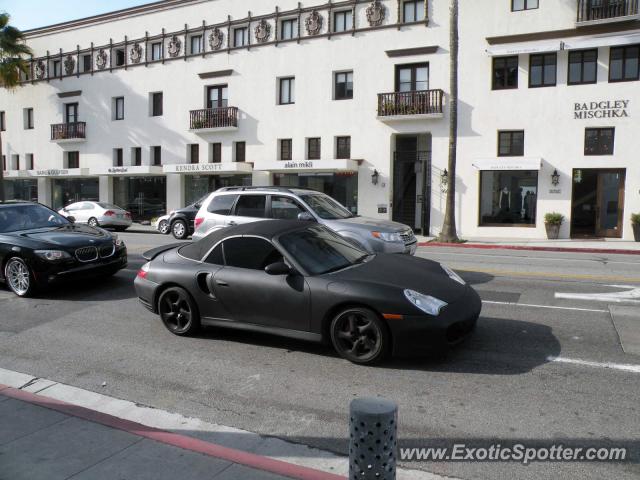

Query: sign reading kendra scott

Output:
[574, 100, 630, 119]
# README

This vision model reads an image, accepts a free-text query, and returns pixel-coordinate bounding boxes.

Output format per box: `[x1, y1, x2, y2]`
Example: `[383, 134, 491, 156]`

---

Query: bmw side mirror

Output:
[265, 262, 291, 275]
[297, 212, 315, 222]
[67, 216, 76, 223]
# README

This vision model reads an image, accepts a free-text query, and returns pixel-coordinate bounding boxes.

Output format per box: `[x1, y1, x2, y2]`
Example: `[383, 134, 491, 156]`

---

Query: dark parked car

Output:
[135, 220, 480, 365]
[168, 196, 207, 240]
[0, 201, 127, 297]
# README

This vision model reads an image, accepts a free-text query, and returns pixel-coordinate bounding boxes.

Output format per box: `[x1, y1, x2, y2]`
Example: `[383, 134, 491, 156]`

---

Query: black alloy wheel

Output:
[330, 307, 389, 365]
[172, 220, 189, 240]
[158, 287, 200, 336]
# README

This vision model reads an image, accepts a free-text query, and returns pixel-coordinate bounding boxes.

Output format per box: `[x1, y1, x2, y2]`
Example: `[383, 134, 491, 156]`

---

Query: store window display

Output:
[480, 170, 538, 226]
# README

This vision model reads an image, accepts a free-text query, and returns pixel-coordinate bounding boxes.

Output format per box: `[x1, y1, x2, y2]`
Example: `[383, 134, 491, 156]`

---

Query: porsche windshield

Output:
[0, 204, 70, 233]
[279, 225, 368, 275]
[299, 194, 354, 220]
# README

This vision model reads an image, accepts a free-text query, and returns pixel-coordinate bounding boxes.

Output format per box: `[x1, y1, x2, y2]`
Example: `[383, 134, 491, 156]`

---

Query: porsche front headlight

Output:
[404, 289, 447, 316]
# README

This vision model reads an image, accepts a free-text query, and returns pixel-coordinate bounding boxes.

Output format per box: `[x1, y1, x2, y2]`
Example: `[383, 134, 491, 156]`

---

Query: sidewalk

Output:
[0, 384, 342, 480]
[416, 236, 640, 255]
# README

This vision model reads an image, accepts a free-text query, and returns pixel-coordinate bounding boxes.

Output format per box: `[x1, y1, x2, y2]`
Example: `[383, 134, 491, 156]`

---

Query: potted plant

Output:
[632, 213, 640, 242]
[544, 212, 564, 240]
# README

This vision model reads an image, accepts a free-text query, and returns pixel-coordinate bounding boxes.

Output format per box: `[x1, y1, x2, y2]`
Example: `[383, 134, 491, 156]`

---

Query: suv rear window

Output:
[207, 194, 238, 215]
[234, 195, 266, 218]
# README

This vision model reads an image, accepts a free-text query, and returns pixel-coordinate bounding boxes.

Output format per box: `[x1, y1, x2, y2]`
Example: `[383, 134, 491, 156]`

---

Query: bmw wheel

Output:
[88, 217, 99, 227]
[5, 257, 36, 297]
[158, 287, 200, 336]
[158, 220, 170, 235]
[330, 307, 389, 365]
[172, 220, 188, 240]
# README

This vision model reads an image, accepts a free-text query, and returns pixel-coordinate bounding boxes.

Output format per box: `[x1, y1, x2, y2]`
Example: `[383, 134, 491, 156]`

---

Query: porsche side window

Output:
[223, 237, 283, 270]
[204, 244, 224, 265]
[234, 195, 266, 218]
[207, 194, 238, 215]
[270, 196, 305, 220]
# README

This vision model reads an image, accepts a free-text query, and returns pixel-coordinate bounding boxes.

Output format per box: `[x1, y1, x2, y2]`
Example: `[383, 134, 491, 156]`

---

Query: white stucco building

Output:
[1, 0, 639, 240]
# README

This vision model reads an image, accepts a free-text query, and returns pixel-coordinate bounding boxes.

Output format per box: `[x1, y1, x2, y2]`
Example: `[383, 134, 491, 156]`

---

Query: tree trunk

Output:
[439, 0, 459, 242]
[0, 129, 5, 202]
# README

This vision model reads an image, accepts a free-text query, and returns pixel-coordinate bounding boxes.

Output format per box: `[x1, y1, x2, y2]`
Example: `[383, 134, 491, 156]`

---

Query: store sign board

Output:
[164, 163, 252, 174]
[31, 168, 89, 177]
[574, 100, 629, 119]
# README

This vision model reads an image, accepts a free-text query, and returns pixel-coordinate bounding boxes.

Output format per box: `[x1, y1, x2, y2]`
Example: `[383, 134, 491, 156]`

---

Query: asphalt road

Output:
[1, 231, 639, 480]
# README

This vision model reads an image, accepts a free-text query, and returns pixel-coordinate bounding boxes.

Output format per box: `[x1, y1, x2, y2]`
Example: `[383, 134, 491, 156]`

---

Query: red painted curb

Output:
[419, 242, 640, 256]
[0, 385, 345, 480]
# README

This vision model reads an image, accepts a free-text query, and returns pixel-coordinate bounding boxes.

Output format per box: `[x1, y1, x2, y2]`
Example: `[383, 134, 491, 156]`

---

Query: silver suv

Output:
[193, 187, 417, 254]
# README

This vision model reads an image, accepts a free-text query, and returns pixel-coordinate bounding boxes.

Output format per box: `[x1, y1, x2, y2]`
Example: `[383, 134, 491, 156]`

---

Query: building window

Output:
[189, 144, 200, 164]
[52, 60, 61, 77]
[2, 155, 5, 170]
[307, 138, 321, 160]
[151, 92, 163, 116]
[280, 139, 292, 161]
[609, 45, 640, 82]
[26, 154, 34, 170]
[211, 142, 222, 163]
[279, 77, 295, 105]
[396, 63, 429, 92]
[114, 148, 123, 167]
[132, 147, 142, 166]
[65, 103, 78, 123]
[281, 18, 297, 40]
[529, 53, 557, 87]
[152, 146, 162, 166]
[334, 71, 353, 100]
[334, 10, 353, 32]
[403, 0, 425, 22]
[67, 151, 80, 169]
[568, 49, 598, 85]
[585, 128, 614, 155]
[24, 108, 34, 129]
[336, 136, 351, 159]
[115, 49, 125, 66]
[190, 35, 203, 54]
[234, 27, 249, 47]
[480, 171, 538, 226]
[498, 131, 525, 156]
[82, 54, 92, 72]
[492, 56, 519, 90]
[114, 97, 124, 120]
[207, 85, 228, 108]
[151, 42, 162, 61]
[12, 154, 19, 171]
[0, 111, 5, 131]
[511, 0, 539, 11]
[235, 141, 246, 162]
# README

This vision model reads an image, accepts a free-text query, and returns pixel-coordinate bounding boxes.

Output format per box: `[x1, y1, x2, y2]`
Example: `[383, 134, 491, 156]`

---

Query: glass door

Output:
[65, 103, 78, 123]
[596, 170, 625, 238]
[206, 85, 228, 109]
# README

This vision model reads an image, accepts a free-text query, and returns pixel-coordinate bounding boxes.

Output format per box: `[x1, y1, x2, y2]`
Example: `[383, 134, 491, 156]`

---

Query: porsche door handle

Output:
[227, 221, 237, 226]
[216, 280, 229, 287]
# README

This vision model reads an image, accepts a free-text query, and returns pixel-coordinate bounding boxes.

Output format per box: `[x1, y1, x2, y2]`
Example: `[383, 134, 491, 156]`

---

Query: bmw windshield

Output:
[279, 225, 370, 275]
[0, 204, 70, 233]
[299, 194, 354, 220]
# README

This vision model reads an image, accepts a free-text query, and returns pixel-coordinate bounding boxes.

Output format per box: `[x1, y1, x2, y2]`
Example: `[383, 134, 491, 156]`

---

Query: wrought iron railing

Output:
[577, 0, 639, 22]
[377, 89, 444, 117]
[51, 122, 86, 140]
[189, 107, 238, 129]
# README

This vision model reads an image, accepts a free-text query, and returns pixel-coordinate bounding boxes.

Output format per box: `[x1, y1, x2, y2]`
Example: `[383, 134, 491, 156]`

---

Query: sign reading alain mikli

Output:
[574, 100, 630, 119]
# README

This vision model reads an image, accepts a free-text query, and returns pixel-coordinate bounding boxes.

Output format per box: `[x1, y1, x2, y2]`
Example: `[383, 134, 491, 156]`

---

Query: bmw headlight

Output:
[372, 231, 402, 242]
[441, 264, 465, 285]
[34, 250, 72, 262]
[404, 289, 447, 316]
[111, 233, 124, 247]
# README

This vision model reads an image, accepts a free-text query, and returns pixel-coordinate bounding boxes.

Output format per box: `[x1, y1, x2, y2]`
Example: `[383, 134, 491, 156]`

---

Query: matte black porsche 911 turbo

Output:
[135, 220, 481, 365]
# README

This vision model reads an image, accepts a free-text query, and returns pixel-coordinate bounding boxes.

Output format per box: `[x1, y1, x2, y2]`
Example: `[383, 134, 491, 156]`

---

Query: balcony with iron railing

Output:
[189, 106, 239, 131]
[50, 122, 86, 142]
[377, 89, 444, 122]
[577, 0, 639, 24]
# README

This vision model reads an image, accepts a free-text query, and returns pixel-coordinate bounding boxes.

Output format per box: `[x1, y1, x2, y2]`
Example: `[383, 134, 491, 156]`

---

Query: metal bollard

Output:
[349, 397, 398, 480]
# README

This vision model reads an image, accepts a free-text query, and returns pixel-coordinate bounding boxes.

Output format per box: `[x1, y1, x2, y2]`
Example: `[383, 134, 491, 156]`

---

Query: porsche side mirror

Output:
[265, 262, 291, 275]
[297, 212, 315, 222]
[67, 216, 76, 223]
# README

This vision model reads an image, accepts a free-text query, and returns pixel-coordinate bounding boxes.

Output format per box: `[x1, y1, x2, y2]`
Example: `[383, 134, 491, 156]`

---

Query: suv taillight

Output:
[194, 217, 204, 229]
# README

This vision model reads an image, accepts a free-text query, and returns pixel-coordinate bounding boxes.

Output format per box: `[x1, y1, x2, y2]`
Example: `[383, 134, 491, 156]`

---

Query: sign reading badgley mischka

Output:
[574, 100, 630, 119]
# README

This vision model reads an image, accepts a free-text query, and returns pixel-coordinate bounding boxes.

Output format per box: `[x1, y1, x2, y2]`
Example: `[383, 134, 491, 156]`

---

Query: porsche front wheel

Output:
[330, 307, 389, 365]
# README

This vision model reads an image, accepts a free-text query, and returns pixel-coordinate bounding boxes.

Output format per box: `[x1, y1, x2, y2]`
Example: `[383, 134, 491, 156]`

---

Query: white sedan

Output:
[58, 201, 132, 230]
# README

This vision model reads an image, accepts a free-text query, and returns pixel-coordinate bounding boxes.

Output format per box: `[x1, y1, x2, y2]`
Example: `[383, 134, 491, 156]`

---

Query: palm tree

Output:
[0, 12, 32, 202]
[439, 0, 459, 242]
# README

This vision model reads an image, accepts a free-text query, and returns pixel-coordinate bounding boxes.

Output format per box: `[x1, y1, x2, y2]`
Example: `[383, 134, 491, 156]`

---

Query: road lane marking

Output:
[547, 356, 640, 374]
[482, 300, 608, 313]
[555, 287, 640, 304]
[453, 267, 640, 283]
[422, 251, 640, 265]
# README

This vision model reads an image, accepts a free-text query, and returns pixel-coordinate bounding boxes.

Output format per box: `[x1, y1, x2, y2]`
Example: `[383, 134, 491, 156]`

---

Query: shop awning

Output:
[256, 159, 359, 173]
[4, 170, 32, 179]
[486, 32, 640, 56]
[91, 166, 164, 176]
[486, 40, 562, 56]
[163, 162, 253, 175]
[472, 157, 542, 171]
[563, 32, 640, 50]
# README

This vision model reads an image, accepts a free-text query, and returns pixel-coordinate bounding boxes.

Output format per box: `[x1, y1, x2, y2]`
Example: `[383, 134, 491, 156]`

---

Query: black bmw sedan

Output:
[0, 201, 127, 297]
[135, 220, 480, 364]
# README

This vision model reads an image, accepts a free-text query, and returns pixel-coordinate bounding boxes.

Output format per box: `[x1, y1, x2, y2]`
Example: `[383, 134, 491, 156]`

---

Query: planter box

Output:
[545, 223, 561, 240]
[633, 224, 640, 242]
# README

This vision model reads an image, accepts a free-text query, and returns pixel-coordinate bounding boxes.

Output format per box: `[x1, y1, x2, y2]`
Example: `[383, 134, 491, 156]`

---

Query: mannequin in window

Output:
[514, 187, 524, 217]
[499, 187, 510, 213]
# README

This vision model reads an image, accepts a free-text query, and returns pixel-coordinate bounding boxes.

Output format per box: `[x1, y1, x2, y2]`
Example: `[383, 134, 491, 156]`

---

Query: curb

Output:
[0, 384, 345, 480]
[418, 242, 640, 256]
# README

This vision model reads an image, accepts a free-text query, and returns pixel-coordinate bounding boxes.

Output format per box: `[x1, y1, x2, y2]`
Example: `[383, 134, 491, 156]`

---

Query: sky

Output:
[0, 0, 156, 31]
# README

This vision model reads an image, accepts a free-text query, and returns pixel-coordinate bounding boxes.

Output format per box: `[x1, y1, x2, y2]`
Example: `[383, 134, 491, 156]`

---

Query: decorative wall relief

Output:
[209, 27, 224, 50]
[366, 0, 386, 26]
[35, 60, 46, 79]
[130, 43, 143, 63]
[254, 19, 271, 43]
[64, 55, 76, 75]
[305, 11, 323, 36]
[168, 35, 182, 57]
[96, 49, 108, 69]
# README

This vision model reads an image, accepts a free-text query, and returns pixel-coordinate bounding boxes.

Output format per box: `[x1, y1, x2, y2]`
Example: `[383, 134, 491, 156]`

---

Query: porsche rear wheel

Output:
[330, 307, 389, 365]
[158, 287, 200, 336]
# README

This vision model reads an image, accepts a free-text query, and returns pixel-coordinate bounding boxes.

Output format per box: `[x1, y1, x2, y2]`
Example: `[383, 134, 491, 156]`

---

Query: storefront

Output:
[258, 159, 359, 214]
[52, 178, 99, 210]
[4, 177, 38, 202]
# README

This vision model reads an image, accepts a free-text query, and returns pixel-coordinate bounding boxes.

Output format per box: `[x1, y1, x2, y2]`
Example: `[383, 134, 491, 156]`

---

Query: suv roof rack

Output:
[216, 186, 317, 193]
